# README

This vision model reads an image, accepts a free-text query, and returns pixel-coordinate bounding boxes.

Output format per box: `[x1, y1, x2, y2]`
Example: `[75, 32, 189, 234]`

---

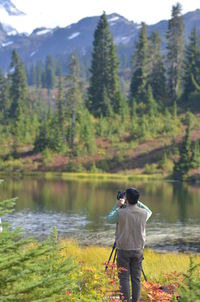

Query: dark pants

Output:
[117, 249, 143, 302]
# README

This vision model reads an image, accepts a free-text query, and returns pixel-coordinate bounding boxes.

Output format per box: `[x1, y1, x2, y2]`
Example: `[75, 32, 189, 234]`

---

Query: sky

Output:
[3, 0, 200, 33]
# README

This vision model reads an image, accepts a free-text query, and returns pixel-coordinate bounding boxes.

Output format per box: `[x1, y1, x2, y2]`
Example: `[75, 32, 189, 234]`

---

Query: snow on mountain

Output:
[0, 0, 24, 16]
[68, 32, 80, 40]
[30, 50, 38, 57]
[36, 29, 53, 36]
[32, 28, 53, 36]
[1, 22, 17, 35]
[2, 40, 13, 47]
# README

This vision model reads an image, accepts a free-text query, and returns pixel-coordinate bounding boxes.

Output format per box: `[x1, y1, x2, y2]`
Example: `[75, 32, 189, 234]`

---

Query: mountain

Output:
[0, 0, 24, 16]
[0, 10, 200, 73]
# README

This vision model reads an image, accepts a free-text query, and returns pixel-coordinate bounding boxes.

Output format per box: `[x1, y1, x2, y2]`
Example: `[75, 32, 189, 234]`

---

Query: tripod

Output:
[105, 241, 147, 282]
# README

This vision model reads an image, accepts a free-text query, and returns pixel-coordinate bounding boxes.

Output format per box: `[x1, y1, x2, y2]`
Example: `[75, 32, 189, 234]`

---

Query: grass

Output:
[58, 241, 200, 301]
[62, 240, 200, 281]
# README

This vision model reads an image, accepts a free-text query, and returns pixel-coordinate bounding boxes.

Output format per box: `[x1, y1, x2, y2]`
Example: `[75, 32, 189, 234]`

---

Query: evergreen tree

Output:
[88, 12, 123, 116]
[166, 3, 184, 101]
[130, 22, 148, 105]
[146, 85, 158, 116]
[44, 55, 56, 109]
[182, 27, 200, 100]
[174, 119, 192, 178]
[148, 31, 167, 105]
[56, 76, 65, 142]
[8, 50, 28, 151]
[34, 111, 64, 153]
[191, 140, 200, 168]
[9, 49, 28, 120]
[34, 117, 50, 152]
[28, 63, 36, 86]
[0, 192, 77, 301]
[0, 70, 10, 121]
[44, 55, 56, 90]
[66, 53, 83, 149]
[36, 60, 43, 88]
[79, 108, 96, 155]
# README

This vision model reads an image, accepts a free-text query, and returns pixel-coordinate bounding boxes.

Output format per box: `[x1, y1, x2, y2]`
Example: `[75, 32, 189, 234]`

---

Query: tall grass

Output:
[62, 240, 200, 281]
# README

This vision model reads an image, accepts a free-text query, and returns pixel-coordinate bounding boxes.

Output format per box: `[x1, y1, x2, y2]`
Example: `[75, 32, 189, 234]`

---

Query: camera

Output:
[117, 191, 126, 200]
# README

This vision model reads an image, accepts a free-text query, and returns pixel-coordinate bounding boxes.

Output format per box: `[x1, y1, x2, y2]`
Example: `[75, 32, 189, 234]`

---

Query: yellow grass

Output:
[61, 240, 200, 281]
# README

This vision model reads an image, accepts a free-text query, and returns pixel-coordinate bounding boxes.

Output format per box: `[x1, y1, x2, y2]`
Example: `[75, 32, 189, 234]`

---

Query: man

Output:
[106, 187, 152, 302]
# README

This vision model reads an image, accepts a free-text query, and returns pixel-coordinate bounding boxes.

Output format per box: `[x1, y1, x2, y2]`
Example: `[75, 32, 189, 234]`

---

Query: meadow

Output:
[64, 241, 200, 301]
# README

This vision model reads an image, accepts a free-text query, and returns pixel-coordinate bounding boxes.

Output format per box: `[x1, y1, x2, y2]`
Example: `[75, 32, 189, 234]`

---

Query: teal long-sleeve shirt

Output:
[106, 200, 152, 224]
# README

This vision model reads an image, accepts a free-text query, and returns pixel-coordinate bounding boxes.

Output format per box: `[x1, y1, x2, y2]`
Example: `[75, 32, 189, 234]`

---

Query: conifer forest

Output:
[0, 4, 200, 180]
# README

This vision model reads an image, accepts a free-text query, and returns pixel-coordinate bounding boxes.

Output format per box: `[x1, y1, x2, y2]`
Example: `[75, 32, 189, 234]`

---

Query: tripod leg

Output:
[113, 248, 117, 264]
[142, 268, 147, 281]
[105, 242, 116, 271]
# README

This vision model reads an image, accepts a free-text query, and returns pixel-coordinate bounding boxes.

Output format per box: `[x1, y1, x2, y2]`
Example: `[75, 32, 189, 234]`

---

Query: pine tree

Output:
[166, 3, 184, 101]
[56, 76, 65, 142]
[44, 55, 56, 109]
[191, 140, 200, 168]
[174, 118, 192, 178]
[9, 49, 28, 120]
[182, 27, 200, 100]
[148, 31, 167, 105]
[88, 12, 123, 116]
[146, 85, 158, 116]
[0, 69, 10, 121]
[66, 53, 83, 149]
[36, 60, 43, 88]
[34, 111, 64, 153]
[28, 62, 36, 86]
[34, 117, 50, 152]
[79, 108, 96, 155]
[130, 22, 148, 105]
[0, 189, 77, 301]
[44, 55, 56, 90]
[8, 50, 28, 151]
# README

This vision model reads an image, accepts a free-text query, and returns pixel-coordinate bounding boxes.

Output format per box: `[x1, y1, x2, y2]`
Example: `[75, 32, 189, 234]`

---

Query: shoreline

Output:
[0, 170, 173, 182]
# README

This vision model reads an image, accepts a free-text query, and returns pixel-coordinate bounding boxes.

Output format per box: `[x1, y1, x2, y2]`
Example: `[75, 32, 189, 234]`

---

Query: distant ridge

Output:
[0, 9, 200, 71]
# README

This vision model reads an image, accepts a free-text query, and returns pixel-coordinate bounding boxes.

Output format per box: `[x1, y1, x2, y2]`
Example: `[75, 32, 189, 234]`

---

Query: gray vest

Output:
[116, 204, 147, 250]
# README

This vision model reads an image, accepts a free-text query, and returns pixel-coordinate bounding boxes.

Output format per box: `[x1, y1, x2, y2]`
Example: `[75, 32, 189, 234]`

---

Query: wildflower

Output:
[65, 290, 71, 296]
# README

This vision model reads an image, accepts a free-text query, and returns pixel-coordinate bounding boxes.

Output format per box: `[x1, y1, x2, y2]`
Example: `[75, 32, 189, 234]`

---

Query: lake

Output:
[0, 176, 200, 252]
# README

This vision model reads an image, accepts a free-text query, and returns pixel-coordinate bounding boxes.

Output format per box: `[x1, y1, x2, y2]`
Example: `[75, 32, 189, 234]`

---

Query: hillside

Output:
[1, 113, 200, 182]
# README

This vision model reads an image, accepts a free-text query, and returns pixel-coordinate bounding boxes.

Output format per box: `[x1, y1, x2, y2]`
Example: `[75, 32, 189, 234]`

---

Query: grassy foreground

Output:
[65, 242, 197, 279]
[60, 241, 200, 301]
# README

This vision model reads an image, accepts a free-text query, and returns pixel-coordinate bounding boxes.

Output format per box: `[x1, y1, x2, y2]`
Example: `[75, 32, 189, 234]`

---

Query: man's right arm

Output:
[106, 204, 119, 224]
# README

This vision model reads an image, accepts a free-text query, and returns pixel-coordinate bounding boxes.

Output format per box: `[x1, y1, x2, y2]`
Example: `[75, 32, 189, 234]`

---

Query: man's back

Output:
[116, 204, 147, 250]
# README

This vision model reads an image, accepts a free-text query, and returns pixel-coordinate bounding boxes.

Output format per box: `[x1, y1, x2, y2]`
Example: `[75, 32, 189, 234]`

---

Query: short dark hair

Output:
[126, 187, 140, 205]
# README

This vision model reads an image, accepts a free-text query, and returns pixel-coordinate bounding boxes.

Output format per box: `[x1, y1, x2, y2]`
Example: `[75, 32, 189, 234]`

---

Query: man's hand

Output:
[117, 199, 125, 208]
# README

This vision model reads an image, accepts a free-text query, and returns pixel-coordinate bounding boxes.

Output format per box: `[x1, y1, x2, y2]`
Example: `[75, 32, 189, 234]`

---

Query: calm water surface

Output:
[0, 176, 200, 252]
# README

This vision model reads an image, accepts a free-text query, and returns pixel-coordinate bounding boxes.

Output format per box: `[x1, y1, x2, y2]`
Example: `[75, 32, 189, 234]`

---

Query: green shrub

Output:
[178, 257, 200, 301]
[0, 189, 77, 301]
[0, 158, 25, 172]
[41, 147, 54, 167]
[144, 163, 159, 174]
[67, 160, 84, 172]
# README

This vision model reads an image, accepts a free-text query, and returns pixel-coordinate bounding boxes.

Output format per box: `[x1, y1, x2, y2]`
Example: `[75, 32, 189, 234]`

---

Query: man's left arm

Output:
[137, 200, 152, 221]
